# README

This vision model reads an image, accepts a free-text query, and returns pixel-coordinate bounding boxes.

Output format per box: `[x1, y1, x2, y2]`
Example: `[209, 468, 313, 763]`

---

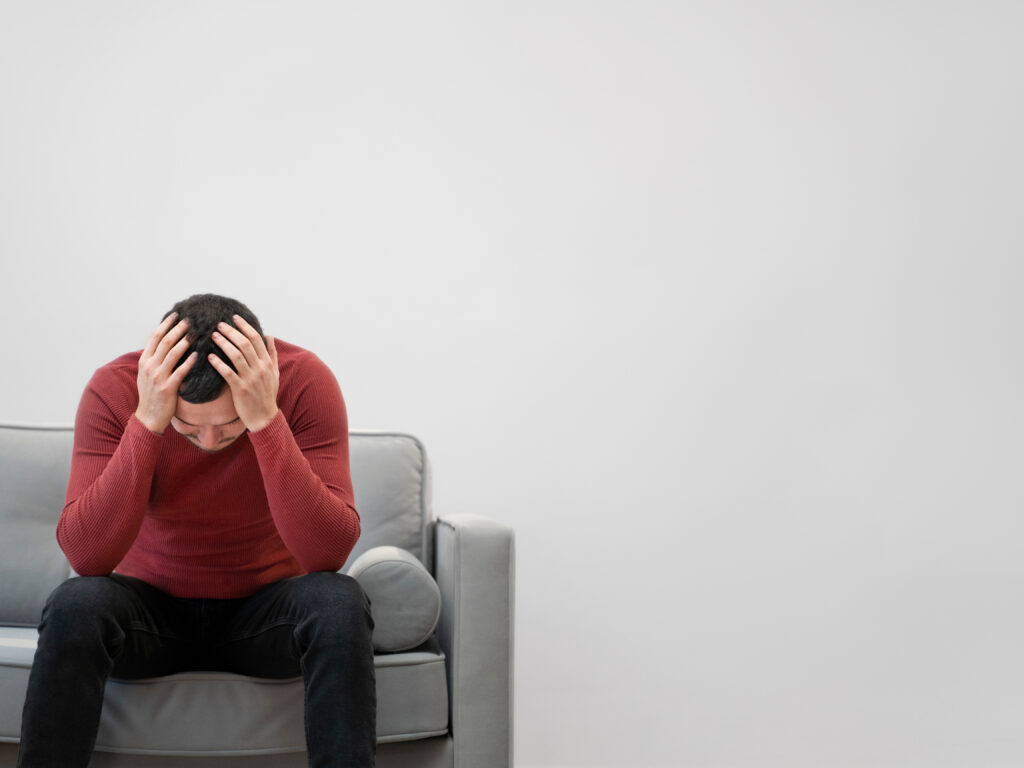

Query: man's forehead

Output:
[174, 393, 239, 427]
[173, 414, 241, 427]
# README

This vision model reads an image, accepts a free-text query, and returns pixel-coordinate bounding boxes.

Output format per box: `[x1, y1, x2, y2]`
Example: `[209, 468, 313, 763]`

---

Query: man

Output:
[17, 294, 375, 768]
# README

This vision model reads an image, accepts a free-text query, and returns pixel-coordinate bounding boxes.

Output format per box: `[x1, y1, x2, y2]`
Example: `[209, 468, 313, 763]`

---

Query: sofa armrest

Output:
[434, 514, 515, 768]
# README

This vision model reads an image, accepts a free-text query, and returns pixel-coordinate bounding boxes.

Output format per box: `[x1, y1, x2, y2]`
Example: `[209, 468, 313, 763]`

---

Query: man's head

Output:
[164, 293, 263, 404]
[162, 294, 263, 452]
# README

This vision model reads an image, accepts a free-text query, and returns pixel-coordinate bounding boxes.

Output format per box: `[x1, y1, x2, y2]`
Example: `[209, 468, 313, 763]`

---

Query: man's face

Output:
[170, 389, 248, 453]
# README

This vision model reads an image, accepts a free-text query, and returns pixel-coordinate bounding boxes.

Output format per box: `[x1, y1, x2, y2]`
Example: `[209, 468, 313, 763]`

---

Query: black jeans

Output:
[17, 572, 376, 768]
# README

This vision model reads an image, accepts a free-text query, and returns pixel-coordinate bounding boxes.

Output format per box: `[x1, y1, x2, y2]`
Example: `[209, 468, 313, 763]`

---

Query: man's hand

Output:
[135, 312, 198, 434]
[208, 314, 280, 432]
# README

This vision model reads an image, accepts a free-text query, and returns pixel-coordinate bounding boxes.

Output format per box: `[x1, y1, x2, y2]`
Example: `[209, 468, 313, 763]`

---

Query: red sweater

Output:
[58, 339, 360, 598]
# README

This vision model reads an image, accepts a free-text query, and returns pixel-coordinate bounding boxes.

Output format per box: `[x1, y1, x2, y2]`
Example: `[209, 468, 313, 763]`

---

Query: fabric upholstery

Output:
[348, 546, 442, 652]
[436, 514, 516, 768]
[347, 432, 433, 569]
[0, 736, 454, 768]
[0, 427, 72, 626]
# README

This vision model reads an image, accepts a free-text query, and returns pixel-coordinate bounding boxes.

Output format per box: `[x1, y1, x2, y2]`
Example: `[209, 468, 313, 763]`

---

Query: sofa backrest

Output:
[347, 431, 433, 569]
[0, 425, 432, 627]
[0, 426, 74, 626]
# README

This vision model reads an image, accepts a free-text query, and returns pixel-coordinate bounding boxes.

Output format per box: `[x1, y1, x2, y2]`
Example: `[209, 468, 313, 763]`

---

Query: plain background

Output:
[2, 2, 1023, 767]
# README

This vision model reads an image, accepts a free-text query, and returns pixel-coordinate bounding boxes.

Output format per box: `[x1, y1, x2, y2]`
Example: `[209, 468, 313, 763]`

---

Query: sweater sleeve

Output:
[246, 353, 360, 572]
[58, 363, 163, 576]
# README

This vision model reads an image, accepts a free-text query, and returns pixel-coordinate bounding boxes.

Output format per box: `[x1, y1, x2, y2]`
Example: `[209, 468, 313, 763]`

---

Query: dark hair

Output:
[162, 294, 264, 404]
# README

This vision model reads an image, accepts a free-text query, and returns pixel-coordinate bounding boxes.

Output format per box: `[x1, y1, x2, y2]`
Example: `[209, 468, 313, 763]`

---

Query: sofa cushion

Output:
[347, 433, 433, 570]
[348, 546, 442, 653]
[0, 628, 448, 752]
[0, 427, 72, 626]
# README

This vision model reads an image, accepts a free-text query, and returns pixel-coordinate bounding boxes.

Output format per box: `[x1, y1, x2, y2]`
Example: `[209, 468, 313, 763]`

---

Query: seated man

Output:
[17, 293, 375, 768]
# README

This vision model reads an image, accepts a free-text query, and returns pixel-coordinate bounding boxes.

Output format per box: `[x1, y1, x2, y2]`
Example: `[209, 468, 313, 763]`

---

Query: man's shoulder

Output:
[275, 339, 335, 380]
[104, 350, 143, 371]
[274, 340, 343, 412]
[89, 351, 142, 389]
[272, 338, 309, 363]
[75, 351, 143, 425]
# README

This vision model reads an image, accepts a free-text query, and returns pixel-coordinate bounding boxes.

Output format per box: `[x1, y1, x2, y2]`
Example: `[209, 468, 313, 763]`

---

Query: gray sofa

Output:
[0, 425, 514, 767]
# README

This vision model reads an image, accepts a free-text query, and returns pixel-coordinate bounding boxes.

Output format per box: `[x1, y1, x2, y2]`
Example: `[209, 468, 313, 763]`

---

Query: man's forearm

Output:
[248, 412, 360, 572]
[58, 415, 161, 575]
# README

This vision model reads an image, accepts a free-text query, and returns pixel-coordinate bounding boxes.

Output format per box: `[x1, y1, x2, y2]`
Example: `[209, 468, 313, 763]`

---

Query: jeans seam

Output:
[122, 623, 182, 641]
[219, 617, 301, 644]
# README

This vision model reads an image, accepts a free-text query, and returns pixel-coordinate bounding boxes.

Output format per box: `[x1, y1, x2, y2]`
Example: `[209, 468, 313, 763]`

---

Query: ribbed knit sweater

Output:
[58, 339, 360, 599]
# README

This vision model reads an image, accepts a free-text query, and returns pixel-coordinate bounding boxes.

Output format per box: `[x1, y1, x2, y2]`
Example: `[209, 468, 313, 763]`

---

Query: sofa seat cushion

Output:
[0, 627, 448, 753]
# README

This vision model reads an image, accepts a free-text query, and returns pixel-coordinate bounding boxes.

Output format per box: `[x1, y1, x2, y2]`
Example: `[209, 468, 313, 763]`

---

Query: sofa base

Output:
[0, 734, 452, 768]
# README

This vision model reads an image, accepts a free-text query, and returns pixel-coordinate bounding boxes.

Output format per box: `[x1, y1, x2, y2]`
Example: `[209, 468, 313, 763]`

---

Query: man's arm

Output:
[209, 317, 360, 572]
[58, 314, 196, 575]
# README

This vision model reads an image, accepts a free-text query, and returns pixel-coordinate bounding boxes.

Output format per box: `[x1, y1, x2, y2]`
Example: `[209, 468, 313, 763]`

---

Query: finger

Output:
[168, 351, 199, 385]
[231, 315, 270, 362]
[161, 334, 194, 374]
[211, 331, 248, 372]
[207, 352, 239, 384]
[154, 319, 191, 364]
[215, 322, 260, 367]
[143, 312, 178, 359]
[266, 335, 278, 369]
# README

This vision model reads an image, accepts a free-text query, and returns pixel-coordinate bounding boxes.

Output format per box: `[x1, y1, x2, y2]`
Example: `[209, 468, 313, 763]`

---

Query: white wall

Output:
[2, 2, 1023, 766]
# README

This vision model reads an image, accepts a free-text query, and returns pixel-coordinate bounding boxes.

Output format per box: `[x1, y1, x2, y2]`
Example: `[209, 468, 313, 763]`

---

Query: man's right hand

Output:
[134, 312, 197, 434]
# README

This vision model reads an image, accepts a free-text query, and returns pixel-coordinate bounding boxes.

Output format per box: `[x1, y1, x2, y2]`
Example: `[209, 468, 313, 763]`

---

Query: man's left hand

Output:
[208, 315, 280, 432]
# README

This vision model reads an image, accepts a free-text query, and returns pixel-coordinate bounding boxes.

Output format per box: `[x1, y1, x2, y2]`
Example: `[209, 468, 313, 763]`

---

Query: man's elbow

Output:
[62, 553, 116, 578]
[57, 534, 115, 578]
[301, 523, 361, 573]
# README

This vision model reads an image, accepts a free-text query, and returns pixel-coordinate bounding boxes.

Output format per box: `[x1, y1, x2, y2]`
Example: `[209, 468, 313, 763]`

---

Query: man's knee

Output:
[290, 571, 367, 607]
[289, 572, 373, 632]
[38, 576, 129, 644]
[43, 576, 122, 617]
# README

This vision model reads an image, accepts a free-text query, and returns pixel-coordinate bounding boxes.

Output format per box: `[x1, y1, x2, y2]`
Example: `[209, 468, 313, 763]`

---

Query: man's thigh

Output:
[43, 574, 201, 679]
[210, 572, 371, 678]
